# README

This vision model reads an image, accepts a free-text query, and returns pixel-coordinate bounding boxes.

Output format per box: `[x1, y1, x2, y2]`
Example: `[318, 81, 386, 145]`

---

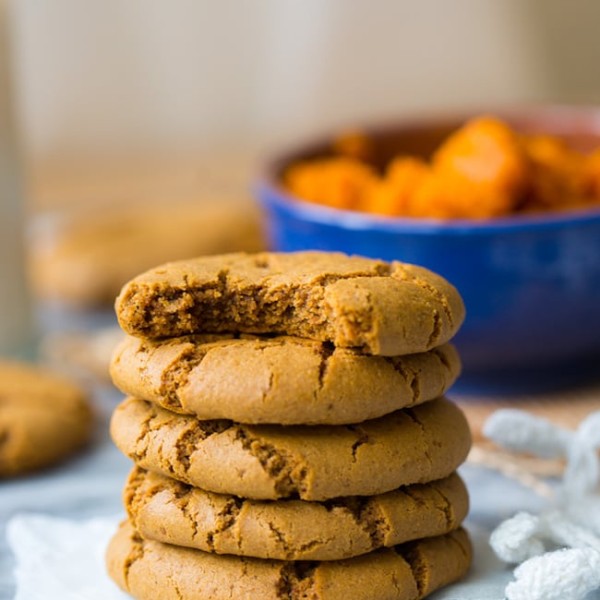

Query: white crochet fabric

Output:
[485, 410, 600, 600]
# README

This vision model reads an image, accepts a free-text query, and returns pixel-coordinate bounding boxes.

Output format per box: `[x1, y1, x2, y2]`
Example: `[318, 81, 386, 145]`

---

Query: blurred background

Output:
[3, 0, 600, 356]
[8, 0, 600, 211]
[3, 6, 600, 598]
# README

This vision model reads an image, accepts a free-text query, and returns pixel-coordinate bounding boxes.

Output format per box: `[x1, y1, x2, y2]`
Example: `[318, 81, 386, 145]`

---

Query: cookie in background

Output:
[0, 361, 94, 477]
[28, 199, 266, 309]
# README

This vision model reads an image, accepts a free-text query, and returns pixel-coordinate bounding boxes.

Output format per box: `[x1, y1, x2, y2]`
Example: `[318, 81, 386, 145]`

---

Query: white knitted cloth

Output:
[486, 410, 600, 600]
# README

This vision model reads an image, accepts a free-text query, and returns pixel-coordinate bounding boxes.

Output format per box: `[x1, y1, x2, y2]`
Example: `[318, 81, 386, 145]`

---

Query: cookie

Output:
[125, 467, 468, 561]
[110, 334, 460, 425]
[107, 520, 472, 600]
[115, 252, 465, 356]
[0, 361, 93, 476]
[110, 397, 471, 500]
[29, 200, 265, 307]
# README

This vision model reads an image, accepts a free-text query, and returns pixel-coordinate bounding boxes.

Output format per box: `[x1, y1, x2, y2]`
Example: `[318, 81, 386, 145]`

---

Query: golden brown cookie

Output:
[115, 252, 465, 356]
[107, 520, 472, 600]
[125, 467, 468, 561]
[0, 361, 93, 476]
[110, 397, 471, 501]
[29, 200, 265, 308]
[110, 334, 460, 425]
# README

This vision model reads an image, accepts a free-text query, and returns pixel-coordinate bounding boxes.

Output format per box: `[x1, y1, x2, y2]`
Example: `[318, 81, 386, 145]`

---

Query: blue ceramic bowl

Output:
[256, 108, 600, 388]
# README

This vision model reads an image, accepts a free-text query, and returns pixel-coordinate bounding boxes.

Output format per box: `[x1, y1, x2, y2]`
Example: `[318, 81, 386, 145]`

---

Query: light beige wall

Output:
[523, 0, 600, 102]
[10, 0, 549, 168]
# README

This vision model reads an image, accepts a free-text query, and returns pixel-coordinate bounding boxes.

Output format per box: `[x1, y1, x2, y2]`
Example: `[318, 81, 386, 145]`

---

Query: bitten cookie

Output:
[110, 334, 460, 424]
[0, 361, 93, 476]
[110, 397, 471, 500]
[107, 520, 472, 600]
[115, 252, 465, 356]
[125, 467, 469, 561]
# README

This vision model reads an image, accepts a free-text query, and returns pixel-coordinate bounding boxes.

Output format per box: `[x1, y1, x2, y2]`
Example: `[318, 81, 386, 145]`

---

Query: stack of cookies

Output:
[107, 251, 472, 600]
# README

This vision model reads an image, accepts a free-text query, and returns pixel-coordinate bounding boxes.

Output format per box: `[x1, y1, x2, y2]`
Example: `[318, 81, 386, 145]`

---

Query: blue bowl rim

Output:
[257, 180, 600, 235]
[256, 105, 600, 236]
